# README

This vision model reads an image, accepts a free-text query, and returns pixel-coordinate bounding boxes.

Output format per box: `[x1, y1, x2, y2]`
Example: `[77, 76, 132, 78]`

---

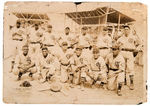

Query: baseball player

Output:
[105, 45, 125, 96]
[10, 21, 27, 72]
[42, 24, 62, 58]
[57, 41, 73, 83]
[70, 45, 88, 86]
[13, 44, 37, 81]
[20, 20, 26, 29]
[117, 25, 140, 90]
[89, 47, 108, 89]
[28, 23, 44, 55]
[96, 27, 112, 60]
[59, 27, 77, 49]
[11, 20, 26, 43]
[42, 25, 56, 52]
[38, 46, 59, 83]
[77, 26, 92, 61]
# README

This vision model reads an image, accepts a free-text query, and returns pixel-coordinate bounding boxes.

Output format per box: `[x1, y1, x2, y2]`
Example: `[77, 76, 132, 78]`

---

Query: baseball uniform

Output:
[96, 34, 112, 59]
[117, 34, 138, 75]
[89, 56, 108, 84]
[13, 52, 36, 76]
[106, 53, 125, 90]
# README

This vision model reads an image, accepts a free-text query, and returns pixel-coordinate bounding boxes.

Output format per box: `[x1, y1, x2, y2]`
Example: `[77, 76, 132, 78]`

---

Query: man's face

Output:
[113, 49, 119, 57]
[93, 52, 99, 59]
[81, 29, 86, 35]
[42, 49, 48, 57]
[65, 28, 70, 35]
[16, 23, 20, 28]
[102, 30, 107, 36]
[27, 58, 31, 64]
[25, 22, 29, 27]
[75, 48, 82, 57]
[132, 30, 136, 35]
[22, 46, 29, 56]
[21, 22, 25, 28]
[35, 25, 39, 30]
[47, 27, 52, 33]
[62, 43, 68, 51]
[124, 28, 130, 36]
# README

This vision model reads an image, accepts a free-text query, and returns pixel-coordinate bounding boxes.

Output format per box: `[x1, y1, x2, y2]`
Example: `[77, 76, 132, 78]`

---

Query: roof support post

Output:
[118, 14, 121, 30]
[105, 7, 109, 25]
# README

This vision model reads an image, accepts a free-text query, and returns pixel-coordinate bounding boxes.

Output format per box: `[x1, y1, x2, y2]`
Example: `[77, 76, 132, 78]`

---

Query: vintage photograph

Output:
[3, 2, 147, 104]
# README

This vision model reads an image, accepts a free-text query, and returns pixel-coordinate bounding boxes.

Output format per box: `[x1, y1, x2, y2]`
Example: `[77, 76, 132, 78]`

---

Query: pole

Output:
[118, 14, 121, 30]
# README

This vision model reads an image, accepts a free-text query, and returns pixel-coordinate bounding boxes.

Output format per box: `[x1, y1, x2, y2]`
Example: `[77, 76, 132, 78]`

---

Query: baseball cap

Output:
[76, 45, 83, 50]
[93, 47, 99, 53]
[47, 24, 52, 28]
[103, 27, 108, 31]
[82, 26, 87, 30]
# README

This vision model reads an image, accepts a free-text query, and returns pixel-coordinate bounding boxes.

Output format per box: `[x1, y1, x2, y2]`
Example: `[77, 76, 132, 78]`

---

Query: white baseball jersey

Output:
[78, 34, 92, 47]
[42, 32, 56, 45]
[90, 56, 107, 73]
[105, 53, 125, 71]
[70, 54, 88, 69]
[11, 27, 26, 40]
[38, 54, 55, 68]
[59, 33, 76, 46]
[96, 34, 112, 48]
[117, 34, 138, 49]
[29, 28, 44, 42]
[57, 48, 73, 65]
[15, 53, 34, 67]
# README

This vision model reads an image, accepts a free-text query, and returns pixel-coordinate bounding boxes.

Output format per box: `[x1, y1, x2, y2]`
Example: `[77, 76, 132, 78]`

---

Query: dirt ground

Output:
[3, 58, 146, 104]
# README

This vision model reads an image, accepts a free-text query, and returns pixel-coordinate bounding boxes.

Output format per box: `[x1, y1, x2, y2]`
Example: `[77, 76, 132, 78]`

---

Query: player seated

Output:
[106, 45, 125, 96]
[13, 44, 37, 81]
[88, 47, 108, 89]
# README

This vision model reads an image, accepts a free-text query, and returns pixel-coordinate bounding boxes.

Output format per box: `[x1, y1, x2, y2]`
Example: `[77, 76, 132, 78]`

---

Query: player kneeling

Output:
[13, 44, 37, 81]
[70, 45, 91, 90]
[88, 47, 108, 89]
[38, 46, 58, 83]
[106, 46, 125, 96]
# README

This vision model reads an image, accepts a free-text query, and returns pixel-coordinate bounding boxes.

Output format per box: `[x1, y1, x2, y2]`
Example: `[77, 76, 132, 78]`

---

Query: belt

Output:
[68, 47, 74, 49]
[99, 47, 109, 49]
[61, 63, 69, 66]
[92, 69, 100, 72]
[121, 48, 134, 52]
[83, 46, 93, 49]
[109, 68, 118, 71]
[30, 42, 40, 44]
[83, 47, 90, 49]
[12, 39, 23, 41]
[43, 44, 54, 47]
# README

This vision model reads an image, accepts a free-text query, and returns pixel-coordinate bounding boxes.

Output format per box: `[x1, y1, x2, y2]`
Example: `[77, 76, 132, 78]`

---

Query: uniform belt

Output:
[92, 70, 100, 72]
[61, 63, 69, 66]
[44, 44, 54, 47]
[121, 48, 134, 52]
[83, 46, 93, 49]
[30, 42, 39, 44]
[12, 39, 23, 41]
[109, 68, 118, 71]
[83, 47, 90, 49]
[99, 47, 109, 49]
[68, 47, 73, 49]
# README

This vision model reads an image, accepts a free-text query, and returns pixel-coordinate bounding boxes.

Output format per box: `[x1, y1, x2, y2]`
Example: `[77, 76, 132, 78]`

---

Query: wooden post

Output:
[118, 14, 121, 30]
[80, 17, 82, 34]
[105, 7, 109, 25]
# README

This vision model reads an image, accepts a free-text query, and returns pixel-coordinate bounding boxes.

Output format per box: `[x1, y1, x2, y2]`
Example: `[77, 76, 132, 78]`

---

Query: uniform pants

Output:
[108, 70, 125, 90]
[99, 49, 110, 60]
[121, 51, 135, 75]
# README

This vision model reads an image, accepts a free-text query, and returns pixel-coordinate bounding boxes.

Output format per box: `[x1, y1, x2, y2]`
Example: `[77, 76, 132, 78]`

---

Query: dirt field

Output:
[3, 58, 146, 104]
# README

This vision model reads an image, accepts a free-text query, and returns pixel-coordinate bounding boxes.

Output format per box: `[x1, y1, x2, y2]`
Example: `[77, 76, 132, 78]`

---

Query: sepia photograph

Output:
[3, 1, 147, 104]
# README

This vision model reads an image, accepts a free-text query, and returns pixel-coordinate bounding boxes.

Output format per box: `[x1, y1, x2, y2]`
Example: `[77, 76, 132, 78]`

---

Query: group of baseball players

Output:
[10, 20, 143, 96]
